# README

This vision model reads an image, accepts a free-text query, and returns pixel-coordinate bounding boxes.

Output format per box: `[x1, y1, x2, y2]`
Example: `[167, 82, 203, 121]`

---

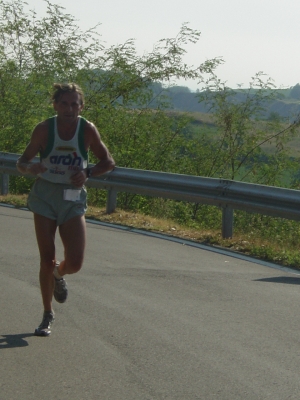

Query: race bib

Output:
[63, 189, 81, 201]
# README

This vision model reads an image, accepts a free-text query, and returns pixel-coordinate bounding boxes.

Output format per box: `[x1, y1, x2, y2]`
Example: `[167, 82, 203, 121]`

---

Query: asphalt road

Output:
[1, 205, 300, 399]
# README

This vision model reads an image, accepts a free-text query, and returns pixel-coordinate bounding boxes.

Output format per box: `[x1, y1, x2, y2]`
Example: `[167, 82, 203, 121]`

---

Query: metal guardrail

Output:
[1, 151, 300, 238]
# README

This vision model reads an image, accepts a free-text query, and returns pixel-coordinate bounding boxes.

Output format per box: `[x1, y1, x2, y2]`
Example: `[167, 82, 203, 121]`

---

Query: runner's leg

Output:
[33, 213, 57, 312]
[57, 215, 86, 276]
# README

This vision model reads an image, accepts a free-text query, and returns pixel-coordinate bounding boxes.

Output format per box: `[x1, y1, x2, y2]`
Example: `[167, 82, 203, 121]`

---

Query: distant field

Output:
[283, 137, 300, 156]
[186, 111, 300, 157]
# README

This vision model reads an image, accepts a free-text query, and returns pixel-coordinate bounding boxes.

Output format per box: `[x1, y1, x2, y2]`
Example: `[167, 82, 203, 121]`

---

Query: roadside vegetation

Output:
[2, 194, 300, 270]
[1, 0, 300, 270]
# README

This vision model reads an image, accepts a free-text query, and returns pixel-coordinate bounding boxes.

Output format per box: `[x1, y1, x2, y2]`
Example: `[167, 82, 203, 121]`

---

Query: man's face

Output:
[53, 91, 84, 122]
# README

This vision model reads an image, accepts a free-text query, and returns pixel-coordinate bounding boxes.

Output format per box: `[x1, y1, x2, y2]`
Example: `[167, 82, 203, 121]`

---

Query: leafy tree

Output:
[195, 73, 300, 184]
[3, 0, 299, 231]
[0, 0, 222, 201]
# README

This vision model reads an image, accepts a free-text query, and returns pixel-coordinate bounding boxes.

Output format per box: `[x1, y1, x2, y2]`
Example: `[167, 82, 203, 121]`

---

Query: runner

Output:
[17, 83, 115, 336]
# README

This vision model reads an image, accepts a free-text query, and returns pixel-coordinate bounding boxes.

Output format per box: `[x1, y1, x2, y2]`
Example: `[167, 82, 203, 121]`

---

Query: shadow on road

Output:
[254, 276, 300, 285]
[0, 333, 35, 349]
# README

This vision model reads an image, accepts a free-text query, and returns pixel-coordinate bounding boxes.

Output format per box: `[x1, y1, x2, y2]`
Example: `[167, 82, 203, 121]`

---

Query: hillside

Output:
[155, 84, 300, 119]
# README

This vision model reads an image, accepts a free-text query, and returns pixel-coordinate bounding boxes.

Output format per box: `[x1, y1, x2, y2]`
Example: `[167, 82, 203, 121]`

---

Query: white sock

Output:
[53, 263, 63, 280]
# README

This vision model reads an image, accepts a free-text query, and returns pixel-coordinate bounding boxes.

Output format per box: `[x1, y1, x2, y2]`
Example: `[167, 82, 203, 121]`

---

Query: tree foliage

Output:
[0, 0, 221, 154]
[1, 0, 300, 230]
[194, 73, 300, 185]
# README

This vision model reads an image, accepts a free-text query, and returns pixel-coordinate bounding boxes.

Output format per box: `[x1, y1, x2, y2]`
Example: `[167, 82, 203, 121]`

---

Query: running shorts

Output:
[27, 178, 87, 226]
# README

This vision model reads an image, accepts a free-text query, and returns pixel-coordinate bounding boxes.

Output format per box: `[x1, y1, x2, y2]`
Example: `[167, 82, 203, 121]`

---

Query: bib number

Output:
[63, 189, 81, 201]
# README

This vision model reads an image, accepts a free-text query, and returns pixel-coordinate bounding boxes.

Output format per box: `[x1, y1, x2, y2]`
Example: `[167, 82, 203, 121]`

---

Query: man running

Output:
[17, 83, 115, 336]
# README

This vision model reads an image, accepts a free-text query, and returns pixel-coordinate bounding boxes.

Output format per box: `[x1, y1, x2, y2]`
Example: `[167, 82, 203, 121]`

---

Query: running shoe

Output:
[34, 311, 55, 336]
[53, 262, 68, 303]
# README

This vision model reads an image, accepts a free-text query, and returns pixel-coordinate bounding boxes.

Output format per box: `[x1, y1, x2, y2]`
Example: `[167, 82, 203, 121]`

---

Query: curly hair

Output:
[51, 83, 85, 105]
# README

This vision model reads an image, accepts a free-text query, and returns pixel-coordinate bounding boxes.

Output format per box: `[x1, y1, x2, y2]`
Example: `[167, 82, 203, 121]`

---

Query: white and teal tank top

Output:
[38, 116, 88, 184]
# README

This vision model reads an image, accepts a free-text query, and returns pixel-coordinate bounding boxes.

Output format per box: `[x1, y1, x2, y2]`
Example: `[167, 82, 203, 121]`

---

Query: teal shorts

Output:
[27, 178, 87, 226]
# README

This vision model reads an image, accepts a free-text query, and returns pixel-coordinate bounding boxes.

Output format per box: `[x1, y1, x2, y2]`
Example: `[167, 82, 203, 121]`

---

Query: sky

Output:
[23, 0, 300, 91]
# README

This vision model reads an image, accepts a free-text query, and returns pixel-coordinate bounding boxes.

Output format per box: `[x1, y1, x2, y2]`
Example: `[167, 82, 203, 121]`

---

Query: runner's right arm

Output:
[17, 122, 48, 176]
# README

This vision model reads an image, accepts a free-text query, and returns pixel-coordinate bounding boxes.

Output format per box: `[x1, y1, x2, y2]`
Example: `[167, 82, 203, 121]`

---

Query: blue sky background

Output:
[26, 0, 300, 90]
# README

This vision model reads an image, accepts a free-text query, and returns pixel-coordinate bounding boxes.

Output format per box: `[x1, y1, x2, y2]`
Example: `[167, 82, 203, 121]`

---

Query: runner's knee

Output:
[64, 258, 83, 274]
[40, 259, 56, 273]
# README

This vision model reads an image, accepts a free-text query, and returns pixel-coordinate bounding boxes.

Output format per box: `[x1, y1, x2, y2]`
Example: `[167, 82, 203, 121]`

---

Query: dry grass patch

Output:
[1, 194, 300, 270]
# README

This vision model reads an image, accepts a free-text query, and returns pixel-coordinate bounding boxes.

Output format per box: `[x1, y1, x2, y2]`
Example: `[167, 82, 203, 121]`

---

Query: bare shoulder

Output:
[19, 119, 49, 161]
[32, 119, 49, 136]
[84, 119, 100, 137]
[29, 119, 49, 150]
[83, 118, 114, 163]
[83, 119, 103, 147]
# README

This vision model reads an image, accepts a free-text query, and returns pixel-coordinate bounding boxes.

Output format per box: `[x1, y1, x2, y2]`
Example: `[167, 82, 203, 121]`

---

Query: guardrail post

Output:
[106, 188, 117, 214]
[222, 205, 233, 239]
[0, 173, 9, 195]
